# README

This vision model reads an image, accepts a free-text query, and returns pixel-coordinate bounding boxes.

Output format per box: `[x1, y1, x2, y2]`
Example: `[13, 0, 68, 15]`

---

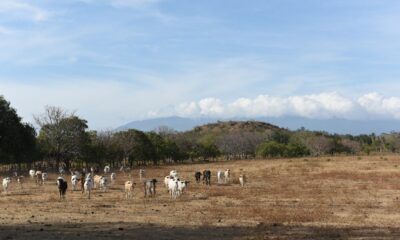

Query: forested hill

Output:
[191, 121, 283, 134]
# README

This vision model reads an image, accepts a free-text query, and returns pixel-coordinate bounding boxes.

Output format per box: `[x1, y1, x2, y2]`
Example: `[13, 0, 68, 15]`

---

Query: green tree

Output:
[0, 96, 36, 168]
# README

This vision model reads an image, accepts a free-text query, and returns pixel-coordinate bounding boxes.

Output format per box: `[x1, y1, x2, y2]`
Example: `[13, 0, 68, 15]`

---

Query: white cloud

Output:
[358, 93, 400, 118]
[0, 0, 49, 22]
[198, 98, 224, 116]
[168, 92, 400, 120]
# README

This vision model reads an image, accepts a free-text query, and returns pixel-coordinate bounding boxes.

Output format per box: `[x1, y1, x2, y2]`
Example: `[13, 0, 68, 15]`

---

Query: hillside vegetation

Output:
[1, 95, 400, 171]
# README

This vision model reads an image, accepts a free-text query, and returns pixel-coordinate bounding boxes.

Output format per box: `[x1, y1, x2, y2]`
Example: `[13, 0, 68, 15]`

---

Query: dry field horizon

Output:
[1, 155, 400, 239]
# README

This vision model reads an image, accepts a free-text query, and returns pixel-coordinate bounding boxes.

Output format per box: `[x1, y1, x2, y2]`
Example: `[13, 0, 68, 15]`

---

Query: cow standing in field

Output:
[36, 171, 43, 185]
[224, 169, 231, 184]
[2, 177, 11, 194]
[144, 179, 157, 198]
[139, 169, 145, 182]
[195, 172, 202, 183]
[217, 171, 224, 184]
[29, 170, 35, 179]
[239, 174, 246, 187]
[42, 172, 48, 184]
[84, 177, 94, 199]
[125, 181, 135, 199]
[203, 170, 211, 186]
[57, 177, 68, 200]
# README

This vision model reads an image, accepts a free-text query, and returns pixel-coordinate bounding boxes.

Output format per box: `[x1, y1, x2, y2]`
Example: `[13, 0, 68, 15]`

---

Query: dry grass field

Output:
[1, 155, 400, 239]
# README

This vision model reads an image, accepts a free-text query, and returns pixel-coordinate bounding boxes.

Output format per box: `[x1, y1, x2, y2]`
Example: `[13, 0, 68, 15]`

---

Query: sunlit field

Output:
[1, 155, 400, 239]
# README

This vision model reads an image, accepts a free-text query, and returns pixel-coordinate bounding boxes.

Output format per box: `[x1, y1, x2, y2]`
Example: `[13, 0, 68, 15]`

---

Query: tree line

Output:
[1, 95, 400, 171]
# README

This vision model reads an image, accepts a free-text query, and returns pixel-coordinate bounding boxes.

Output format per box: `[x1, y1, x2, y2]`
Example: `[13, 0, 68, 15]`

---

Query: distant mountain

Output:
[117, 116, 400, 135]
[116, 116, 214, 132]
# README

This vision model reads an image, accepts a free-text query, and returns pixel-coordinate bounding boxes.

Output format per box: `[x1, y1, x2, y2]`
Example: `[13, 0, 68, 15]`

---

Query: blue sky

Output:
[1, 0, 400, 129]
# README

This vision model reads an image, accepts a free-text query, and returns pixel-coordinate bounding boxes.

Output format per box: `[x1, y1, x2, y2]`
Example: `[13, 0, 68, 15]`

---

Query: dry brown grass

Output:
[1, 155, 400, 239]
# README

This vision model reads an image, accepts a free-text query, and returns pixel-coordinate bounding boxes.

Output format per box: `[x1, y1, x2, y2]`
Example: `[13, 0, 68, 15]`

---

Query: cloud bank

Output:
[158, 92, 400, 121]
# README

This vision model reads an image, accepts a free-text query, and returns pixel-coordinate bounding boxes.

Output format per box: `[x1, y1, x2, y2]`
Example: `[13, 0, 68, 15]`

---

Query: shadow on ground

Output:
[0, 222, 399, 240]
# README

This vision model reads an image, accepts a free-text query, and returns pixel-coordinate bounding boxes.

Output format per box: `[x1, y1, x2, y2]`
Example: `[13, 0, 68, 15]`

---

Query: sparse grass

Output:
[0, 155, 400, 239]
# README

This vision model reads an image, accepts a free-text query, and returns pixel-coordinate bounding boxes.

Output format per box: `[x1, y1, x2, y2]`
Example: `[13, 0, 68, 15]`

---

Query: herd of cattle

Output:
[1, 166, 247, 200]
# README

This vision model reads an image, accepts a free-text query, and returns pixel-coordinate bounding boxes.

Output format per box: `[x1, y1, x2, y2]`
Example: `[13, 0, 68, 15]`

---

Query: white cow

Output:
[169, 170, 178, 178]
[42, 172, 48, 184]
[110, 173, 116, 185]
[239, 174, 246, 187]
[99, 177, 108, 192]
[104, 166, 110, 174]
[84, 178, 94, 199]
[124, 181, 135, 199]
[71, 175, 79, 191]
[167, 178, 179, 199]
[217, 171, 224, 184]
[177, 180, 189, 195]
[224, 169, 230, 183]
[29, 170, 35, 178]
[2, 177, 11, 194]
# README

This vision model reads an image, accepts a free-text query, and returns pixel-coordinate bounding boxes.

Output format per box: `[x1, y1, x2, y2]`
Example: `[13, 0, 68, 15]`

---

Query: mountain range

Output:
[116, 116, 400, 135]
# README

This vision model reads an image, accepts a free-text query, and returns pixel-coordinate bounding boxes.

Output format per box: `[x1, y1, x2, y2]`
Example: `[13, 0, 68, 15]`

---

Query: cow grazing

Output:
[144, 179, 157, 198]
[202, 170, 211, 186]
[194, 171, 202, 183]
[110, 173, 116, 185]
[57, 177, 68, 200]
[239, 174, 246, 187]
[2, 177, 11, 194]
[124, 181, 136, 199]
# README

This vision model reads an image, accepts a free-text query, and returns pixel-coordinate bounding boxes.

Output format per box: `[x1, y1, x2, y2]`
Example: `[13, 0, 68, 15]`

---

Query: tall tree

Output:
[0, 96, 36, 168]
[35, 106, 89, 170]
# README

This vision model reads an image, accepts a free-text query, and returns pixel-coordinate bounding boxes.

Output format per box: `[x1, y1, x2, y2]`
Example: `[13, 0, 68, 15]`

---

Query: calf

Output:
[144, 179, 157, 198]
[124, 181, 136, 199]
[57, 177, 68, 200]
[194, 171, 202, 183]
[202, 170, 211, 186]
[2, 177, 11, 194]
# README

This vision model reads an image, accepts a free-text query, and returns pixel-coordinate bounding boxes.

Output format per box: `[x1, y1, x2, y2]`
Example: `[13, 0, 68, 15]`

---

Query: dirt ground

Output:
[1, 155, 400, 239]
